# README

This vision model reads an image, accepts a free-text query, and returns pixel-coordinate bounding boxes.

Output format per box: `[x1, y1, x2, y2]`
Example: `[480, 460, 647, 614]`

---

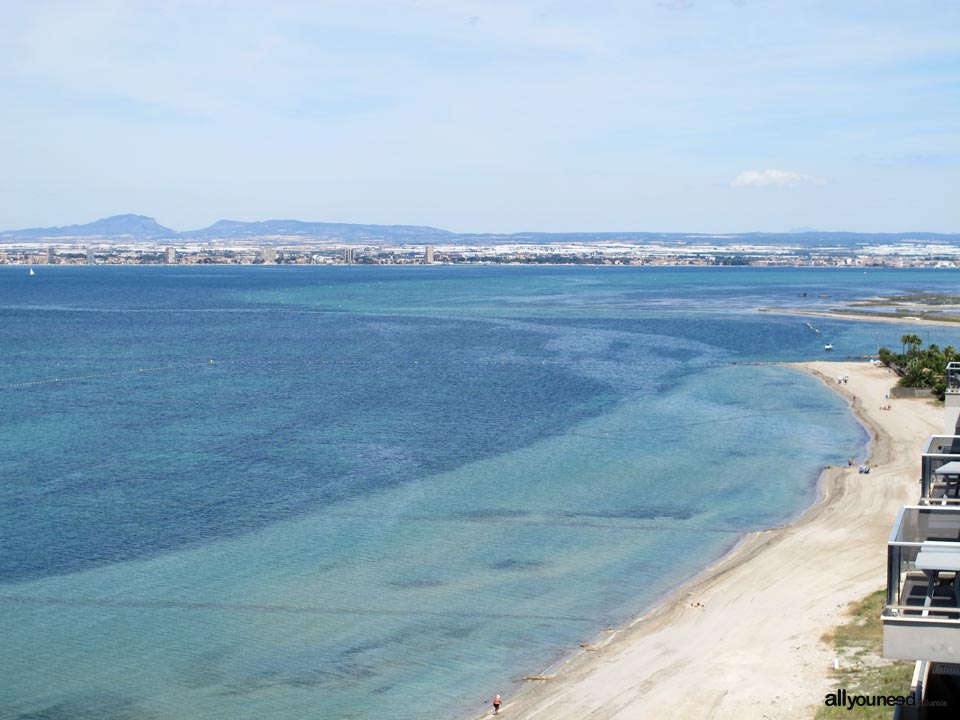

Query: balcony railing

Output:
[883, 506, 960, 663]
[947, 362, 960, 394]
[920, 435, 960, 505]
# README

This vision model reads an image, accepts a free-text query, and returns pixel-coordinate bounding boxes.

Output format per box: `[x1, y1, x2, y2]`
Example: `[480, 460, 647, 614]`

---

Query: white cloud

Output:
[731, 169, 825, 188]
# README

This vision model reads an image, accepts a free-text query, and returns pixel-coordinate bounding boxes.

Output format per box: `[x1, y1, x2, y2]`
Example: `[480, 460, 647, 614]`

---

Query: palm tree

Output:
[901, 333, 923, 355]
[903, 357, 929, 387]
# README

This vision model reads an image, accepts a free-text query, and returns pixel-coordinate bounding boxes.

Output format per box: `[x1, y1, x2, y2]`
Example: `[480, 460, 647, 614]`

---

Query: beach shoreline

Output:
[758, 306, 960, 328]
[481, 360, 937, 720]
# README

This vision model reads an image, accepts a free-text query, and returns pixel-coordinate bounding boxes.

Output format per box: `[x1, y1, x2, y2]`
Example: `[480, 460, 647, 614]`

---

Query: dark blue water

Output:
[2, 265, 959, 720]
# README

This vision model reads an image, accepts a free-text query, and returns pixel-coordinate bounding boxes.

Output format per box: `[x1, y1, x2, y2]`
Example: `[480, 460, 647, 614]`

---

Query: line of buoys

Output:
[0, 357, 629, 391]
[0, 363, 182, 391]
[0, 594, 596, 623]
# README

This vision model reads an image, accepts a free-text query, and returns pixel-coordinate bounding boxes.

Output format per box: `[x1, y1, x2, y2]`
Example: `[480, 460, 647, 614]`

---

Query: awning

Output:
[935, 461, 960, 475]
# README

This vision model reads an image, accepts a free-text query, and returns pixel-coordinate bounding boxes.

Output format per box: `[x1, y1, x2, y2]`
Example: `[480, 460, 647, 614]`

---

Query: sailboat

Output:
[824, 343, 834, 351]
[29, 268, 35, 276]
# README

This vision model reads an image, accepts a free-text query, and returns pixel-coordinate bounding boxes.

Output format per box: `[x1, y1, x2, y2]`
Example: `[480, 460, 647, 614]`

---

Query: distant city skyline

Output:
[1, 1, 958, 234]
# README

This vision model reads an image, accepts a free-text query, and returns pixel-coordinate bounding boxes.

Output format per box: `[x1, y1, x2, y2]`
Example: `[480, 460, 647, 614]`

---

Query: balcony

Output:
[883, 506, 960, 663]
[920, 435, 960, 505]
[947, 362, 960, 394]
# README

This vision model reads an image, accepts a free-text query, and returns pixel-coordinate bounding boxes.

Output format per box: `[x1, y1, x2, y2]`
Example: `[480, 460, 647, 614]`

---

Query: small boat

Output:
[824, 343, 834, 351]
[29, 268, 35, 276]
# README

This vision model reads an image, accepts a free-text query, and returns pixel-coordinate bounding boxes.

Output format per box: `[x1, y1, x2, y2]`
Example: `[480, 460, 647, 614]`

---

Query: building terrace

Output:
[921, 435, 960, 505]
[883, 505, 960, 665]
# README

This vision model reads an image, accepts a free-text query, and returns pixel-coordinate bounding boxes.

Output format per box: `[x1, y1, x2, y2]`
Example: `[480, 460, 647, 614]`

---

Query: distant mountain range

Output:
[181, 219, 453, 242]
[0, 214, 452, 243]
[2, 214, 960, 248]
[3, 214, 178, 240]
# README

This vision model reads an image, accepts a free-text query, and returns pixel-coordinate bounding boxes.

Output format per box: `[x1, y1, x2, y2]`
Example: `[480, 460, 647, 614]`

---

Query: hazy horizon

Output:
[2, 1, 958, 234]
[5, 211, 960, 238]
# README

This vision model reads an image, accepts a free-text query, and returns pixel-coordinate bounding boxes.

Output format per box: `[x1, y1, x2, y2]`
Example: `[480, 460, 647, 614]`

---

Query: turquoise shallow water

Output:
[3, 266, 960, 719]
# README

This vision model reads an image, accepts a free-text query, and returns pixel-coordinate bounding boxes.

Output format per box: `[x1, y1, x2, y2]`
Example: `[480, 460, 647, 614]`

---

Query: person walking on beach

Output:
[492, 693, 501, 715]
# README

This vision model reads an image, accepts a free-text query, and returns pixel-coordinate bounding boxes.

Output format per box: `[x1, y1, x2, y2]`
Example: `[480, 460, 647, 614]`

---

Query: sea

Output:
[3, 265, 960, 720]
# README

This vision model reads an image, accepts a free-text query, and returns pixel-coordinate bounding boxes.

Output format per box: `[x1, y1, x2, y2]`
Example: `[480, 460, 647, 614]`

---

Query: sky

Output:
[1, 0, 958, 234]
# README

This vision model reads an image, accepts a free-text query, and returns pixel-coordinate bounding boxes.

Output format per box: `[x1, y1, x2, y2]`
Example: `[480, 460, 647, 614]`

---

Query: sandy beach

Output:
[758, 307, 960, 328]
[491, 360, 939, 720]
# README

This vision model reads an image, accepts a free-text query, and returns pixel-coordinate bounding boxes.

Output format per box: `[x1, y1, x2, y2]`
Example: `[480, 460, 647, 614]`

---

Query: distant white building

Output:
[343, 248, 354, 264]
[164, 247, 176, 264]
[86, 247, 96, 265]
[46, 247, 55, 264]
[260, 247, 278, 264]
[425, 245, 434, 264]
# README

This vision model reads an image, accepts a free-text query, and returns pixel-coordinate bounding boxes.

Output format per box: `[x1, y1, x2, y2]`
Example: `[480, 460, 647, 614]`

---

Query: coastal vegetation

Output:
[816, 589, 913, 720]
[850, 294, 960, 307]
[827, 293, 960, 323]
[877, 335, 955, 399]
[830, 308, 960, 323]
